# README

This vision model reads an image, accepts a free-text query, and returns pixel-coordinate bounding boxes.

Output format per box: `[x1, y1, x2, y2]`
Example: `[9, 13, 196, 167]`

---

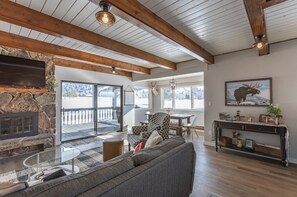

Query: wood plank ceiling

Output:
[0, 0, 296, 76]
[265, 0, 297, 43]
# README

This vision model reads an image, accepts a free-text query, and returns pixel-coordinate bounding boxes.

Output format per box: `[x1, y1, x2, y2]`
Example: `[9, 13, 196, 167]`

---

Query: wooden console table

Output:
[214, 120, 289, 166]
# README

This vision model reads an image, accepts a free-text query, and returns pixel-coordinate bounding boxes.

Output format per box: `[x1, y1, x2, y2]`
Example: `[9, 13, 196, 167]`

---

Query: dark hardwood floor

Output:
[190, 136, 297, 197]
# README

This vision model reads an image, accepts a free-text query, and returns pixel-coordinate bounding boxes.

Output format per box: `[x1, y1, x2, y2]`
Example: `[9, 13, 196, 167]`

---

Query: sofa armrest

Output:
[132, 125, 148, 135]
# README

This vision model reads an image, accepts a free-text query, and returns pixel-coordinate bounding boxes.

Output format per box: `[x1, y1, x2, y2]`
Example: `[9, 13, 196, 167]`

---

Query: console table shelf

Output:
[214, 120, 288, 166]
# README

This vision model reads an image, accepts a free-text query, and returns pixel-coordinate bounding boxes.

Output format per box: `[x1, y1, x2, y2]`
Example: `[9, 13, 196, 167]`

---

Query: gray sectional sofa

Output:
[8, 137, 196, 197]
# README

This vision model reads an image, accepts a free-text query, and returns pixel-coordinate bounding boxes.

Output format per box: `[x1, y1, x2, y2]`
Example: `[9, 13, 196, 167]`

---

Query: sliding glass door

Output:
[97, 85, 122, 134]
[61, 81, 123, 142]
[61, 82, 95, 141]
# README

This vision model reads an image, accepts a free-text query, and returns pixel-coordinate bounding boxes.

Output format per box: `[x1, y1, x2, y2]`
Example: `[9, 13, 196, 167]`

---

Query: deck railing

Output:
[62, 107, 120, 125]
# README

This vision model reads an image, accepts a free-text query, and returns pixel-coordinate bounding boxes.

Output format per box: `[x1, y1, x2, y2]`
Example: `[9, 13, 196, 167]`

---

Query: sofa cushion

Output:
[11, 155, 135, 197]
[132, 136, 185, 166]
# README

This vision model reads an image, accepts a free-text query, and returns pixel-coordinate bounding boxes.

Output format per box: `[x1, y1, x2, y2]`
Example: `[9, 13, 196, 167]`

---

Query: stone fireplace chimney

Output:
[0, 46, 56, 156]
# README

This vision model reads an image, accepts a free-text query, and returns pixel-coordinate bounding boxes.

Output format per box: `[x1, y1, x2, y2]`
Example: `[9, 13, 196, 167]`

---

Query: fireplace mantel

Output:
[0, 87, 48, 93]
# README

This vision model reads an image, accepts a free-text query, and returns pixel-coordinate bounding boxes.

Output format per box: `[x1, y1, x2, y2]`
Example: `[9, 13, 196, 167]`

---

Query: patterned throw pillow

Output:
[133, 142, 145, 154]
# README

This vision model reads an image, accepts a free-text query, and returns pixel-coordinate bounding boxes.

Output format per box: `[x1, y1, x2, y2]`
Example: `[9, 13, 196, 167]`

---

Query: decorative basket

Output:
[219, 136, 232, 147]
[255, 143, 281, 157]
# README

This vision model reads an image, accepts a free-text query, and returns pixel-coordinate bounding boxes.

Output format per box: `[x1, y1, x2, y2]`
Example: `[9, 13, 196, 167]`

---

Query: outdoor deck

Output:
[62, 121, 120, 141]
[61, 107, 121, 141]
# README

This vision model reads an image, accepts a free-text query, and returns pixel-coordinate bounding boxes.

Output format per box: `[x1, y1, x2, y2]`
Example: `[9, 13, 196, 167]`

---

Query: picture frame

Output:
[259, 114, 268, 123]
[124, 90, 134, 105]
[245, 139, 255, 150]
[225, 78, 272, 106]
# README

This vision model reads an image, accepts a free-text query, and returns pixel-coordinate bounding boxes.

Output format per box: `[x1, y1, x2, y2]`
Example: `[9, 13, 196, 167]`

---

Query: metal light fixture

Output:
[112, 67, 116, 74]
[169, 78, 177, 90]
[95, 0, 116, 26]
[252, 35, 267, 50]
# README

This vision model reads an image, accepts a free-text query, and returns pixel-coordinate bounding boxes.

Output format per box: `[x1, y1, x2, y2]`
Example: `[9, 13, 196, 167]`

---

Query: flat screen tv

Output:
[0, 54, 46, 88]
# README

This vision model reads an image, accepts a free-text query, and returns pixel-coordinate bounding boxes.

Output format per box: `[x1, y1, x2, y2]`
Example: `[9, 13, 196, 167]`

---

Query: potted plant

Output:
[266, 104, 282, 124]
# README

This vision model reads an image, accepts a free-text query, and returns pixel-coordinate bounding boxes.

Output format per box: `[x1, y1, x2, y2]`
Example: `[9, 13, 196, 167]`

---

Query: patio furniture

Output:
[103, 137, 124, 161]
[127, 112, 170, 150]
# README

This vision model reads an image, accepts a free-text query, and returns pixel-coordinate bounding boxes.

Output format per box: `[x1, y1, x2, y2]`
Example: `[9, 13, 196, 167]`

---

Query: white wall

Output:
[132, 59, 207, 81]
[55, 66, 147, 145]
[204, 39, 297, 162]
[152, 75, 205, 126]
[134, 83, 152, 125]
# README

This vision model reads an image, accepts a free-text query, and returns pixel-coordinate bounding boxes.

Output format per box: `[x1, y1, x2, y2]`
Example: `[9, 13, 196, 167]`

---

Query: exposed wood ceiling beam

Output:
[262, 0, 287, 9]
[103, 0, 214, 65]
[244, 0, 287, 56]
[0, 1, 175, 70]
[55, 58, 132, 78]
[244, 0, 270, 56]
[0, 31, 150, 74]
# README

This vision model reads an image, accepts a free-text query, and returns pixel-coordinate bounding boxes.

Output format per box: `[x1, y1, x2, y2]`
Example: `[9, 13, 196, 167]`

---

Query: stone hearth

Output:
[0, 46, 56, 156]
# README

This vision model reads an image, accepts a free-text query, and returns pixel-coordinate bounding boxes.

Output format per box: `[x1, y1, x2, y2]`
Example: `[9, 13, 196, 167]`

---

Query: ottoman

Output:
[103, 137, 124, 161]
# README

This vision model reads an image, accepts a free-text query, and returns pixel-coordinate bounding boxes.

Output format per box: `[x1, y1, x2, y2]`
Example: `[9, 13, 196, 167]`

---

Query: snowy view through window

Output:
[62, 83, 120, 109]
[162, 86, 204, 109]
[134, 87, 149, 108]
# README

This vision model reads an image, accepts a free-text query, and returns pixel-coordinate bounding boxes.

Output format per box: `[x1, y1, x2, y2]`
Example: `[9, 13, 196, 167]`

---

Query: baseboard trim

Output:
[203, 141, 215, 147]
[289, 157, 297, 164]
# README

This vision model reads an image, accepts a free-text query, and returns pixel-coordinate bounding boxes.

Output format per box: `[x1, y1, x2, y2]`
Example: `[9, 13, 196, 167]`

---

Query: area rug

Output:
[207, 192, 223, 197]
[0, 147, 103, 182]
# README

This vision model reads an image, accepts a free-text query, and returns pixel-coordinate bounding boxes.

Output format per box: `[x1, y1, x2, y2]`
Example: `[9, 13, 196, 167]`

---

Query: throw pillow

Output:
[145, 130, 163, 148]
[133, 142, 145, 154]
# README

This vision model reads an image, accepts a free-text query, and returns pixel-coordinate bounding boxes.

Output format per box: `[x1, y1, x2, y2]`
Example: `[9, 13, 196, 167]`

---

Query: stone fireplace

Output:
[0, 46, 56, 156]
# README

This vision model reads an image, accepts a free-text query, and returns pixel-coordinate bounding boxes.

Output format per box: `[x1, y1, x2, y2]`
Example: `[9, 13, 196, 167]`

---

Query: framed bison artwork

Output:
[225, 78, 272, 106]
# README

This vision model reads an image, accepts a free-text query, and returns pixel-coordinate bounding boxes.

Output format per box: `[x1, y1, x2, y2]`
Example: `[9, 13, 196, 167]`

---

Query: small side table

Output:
[103, 137, 124, 161]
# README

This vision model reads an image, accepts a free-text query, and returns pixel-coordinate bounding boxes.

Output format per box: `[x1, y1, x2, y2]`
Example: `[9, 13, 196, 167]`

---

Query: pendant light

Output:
[252, 35, 268, 50]
[112, 67, 116, 74]
[95, 0, 116, 26]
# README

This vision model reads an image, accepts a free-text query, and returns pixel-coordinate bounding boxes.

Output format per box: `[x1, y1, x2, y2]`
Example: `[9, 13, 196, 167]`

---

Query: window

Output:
[162, 87, 173, 108]
[175, 87, 191, 109]
[192, 86, 204, 109]
[161, 85, 204, 110]
[134, 87, 150, 108]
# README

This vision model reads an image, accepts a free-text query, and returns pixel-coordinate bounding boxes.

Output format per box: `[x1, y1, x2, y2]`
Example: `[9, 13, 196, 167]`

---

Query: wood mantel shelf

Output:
[0, 87, 48, 93]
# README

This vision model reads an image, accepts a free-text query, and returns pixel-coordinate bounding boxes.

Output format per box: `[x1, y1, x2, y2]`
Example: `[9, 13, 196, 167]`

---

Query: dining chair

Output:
[183, 116, 202, 141]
